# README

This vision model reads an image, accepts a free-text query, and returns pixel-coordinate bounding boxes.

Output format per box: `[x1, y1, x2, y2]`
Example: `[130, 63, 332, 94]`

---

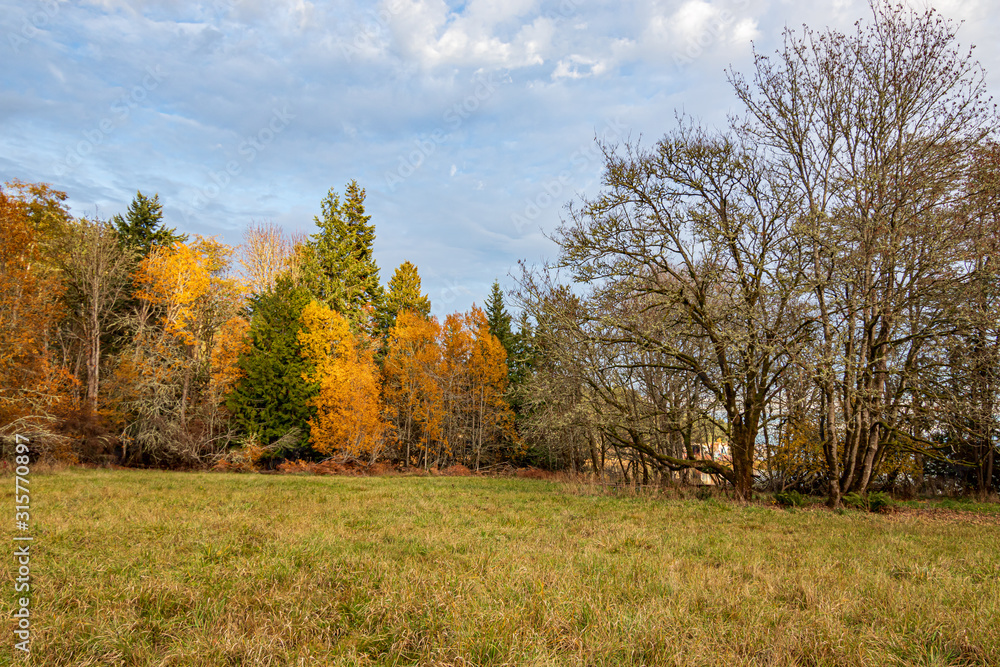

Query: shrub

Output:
[774, 490, 807, 507]
[842, 491, 896, 513]
[867, 491, 896, 513]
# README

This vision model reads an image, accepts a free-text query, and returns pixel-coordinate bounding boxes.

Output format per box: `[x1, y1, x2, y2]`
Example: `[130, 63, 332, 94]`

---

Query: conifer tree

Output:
[226, 276, 316, 456]
[485, 280, 514, 361]
[509, 311, 537, 389]
[306, 181, 384, 330]
[380, 260, 431, 328]
[112, 192, 186, 258]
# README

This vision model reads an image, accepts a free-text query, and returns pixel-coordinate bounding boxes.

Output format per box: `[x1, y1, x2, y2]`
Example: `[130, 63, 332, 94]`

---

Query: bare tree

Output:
[732, 0, 998, 504]
[239, 220, 298, 294]
[56, 218, 135, 414]
[544, 126, 809, 500]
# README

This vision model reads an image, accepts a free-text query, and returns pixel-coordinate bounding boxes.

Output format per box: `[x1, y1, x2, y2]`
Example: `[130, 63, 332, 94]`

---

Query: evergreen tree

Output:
[227, 276, 316, 457]
[112, 192, 186, 257]
[485, 280, 514, 355]
[485, 280, 520, 386]
[108, 192, 187, 356]
[380, 261, 431, 327]
[306, 181, 384, 330]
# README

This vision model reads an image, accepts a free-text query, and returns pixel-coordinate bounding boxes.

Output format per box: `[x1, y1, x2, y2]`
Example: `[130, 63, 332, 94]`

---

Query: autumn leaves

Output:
[222, 181, 516, 468]
[383, 308, 514, 471]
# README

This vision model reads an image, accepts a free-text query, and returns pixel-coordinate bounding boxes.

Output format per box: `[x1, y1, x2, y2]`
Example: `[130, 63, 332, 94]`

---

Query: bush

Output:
[842, 491, 896, 513]
[867, 492, 896, 513]
[774, 490, 807, 507]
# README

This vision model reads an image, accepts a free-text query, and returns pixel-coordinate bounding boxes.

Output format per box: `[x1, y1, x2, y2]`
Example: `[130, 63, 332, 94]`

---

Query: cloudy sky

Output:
[2, 0, 998, 315]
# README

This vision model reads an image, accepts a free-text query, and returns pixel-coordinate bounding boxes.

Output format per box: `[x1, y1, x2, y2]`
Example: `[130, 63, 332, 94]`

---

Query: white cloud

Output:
[381, 0, 552, 70]
[551, 55, 607, 80]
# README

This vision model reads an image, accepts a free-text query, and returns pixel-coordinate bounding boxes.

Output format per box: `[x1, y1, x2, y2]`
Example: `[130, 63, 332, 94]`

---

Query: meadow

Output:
[2, 469, 998, 666]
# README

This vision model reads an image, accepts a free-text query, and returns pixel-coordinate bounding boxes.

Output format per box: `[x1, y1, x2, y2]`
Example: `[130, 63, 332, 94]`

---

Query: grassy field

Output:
[2, 469, 999, 666]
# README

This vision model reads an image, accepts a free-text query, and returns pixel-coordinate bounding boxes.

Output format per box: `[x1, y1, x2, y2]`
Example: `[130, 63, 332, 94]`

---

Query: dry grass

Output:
[2, 468, 998, 665]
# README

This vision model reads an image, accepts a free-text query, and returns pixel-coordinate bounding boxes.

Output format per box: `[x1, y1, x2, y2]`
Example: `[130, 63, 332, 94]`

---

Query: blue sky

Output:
[2, 0, 998, 316]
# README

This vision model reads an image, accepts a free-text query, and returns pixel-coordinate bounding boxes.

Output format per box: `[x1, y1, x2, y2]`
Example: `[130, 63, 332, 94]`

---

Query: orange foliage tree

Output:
[438, 312, 471, 464]
[381, 306, 514, 470]
[383, 310, 445, 468]
[437, 307, 516, 469]
[298, 300, 387, 461]
[0, 183, 76, 444]
[465, 306, 517, 469]
[209, 315, 250, 402]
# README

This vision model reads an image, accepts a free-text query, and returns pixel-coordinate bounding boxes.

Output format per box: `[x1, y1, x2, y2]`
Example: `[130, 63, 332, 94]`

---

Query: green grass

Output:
[2, 469, 999, 666]
[897, 496, 1000, 515]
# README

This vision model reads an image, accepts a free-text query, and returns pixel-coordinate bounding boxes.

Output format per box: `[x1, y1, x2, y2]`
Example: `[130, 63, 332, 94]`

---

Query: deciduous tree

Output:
[0, 184, 75, 443]
[732, 0, 998, 504]
[299, 300, 387, 461]
[383, 311, 445, 467]
[117, 236, 243, 464]
[56, 218, 135, 413]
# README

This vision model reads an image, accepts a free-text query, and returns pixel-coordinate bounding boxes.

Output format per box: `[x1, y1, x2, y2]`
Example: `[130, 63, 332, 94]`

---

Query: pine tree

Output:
[306, 181, 384, 331]
[112, 192, 186, 258]
[510, 311, 537, 388]
[226, 276, 316, 456]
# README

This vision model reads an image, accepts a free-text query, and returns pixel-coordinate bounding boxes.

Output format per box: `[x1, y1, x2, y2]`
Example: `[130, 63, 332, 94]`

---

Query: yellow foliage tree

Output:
[210, 315, 250, 401]
[118, 236, 244, 463]
[135, 236, 241, 347]
[298, 300, 386, 461]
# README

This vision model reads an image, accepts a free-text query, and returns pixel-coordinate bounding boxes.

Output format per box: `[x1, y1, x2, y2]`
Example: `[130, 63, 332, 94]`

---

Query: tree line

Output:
[0, 180, 533, 471]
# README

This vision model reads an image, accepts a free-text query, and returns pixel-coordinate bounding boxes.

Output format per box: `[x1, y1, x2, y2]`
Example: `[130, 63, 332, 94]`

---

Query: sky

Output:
[2, 0, 998, 317]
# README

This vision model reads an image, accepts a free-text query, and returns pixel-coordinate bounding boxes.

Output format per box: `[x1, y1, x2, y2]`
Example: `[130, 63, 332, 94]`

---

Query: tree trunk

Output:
[730, 421, 755, 501]
[589, 429, 600, 478]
